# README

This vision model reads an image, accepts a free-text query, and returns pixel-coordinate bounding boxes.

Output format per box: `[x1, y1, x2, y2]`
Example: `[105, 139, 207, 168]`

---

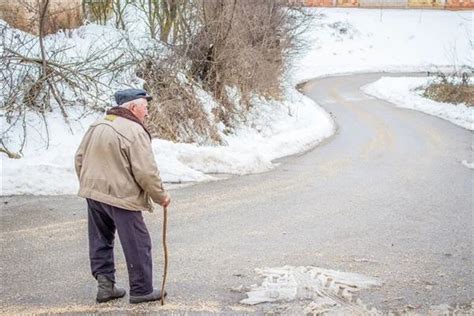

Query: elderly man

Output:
[75, 88, 170, 304]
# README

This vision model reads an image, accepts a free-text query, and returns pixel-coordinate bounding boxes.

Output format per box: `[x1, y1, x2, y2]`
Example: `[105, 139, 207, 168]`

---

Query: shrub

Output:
[424, 71, 473, 107]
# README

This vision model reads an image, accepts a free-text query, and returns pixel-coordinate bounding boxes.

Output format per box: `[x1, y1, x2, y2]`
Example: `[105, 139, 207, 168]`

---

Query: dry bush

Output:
[423, 72, 473, 107]
[136, 55, 221, 144]
[424, 84, 473, 107]
[186, 0, 310, 126]
[129, 0, 310, 141]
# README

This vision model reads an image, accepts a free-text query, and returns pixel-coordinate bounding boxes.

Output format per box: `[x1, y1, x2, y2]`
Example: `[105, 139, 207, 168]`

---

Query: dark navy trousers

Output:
[87, 198, 153, 296]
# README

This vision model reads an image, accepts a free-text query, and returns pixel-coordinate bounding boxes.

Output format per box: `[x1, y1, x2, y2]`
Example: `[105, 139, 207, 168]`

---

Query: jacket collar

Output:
[106, 107, 152, 140]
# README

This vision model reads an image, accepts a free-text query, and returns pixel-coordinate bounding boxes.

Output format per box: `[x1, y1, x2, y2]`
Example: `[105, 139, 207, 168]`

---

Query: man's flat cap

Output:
[114, 88, 153, 105]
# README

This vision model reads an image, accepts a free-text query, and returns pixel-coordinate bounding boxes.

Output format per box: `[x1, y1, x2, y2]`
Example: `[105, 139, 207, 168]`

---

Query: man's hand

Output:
[162, 193, 171, 207]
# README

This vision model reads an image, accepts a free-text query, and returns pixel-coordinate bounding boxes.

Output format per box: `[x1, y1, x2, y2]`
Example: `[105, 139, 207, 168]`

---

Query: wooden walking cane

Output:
[160, 205, 168, 306]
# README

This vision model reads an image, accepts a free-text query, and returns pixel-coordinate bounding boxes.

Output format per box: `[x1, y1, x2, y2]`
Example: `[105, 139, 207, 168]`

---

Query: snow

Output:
[293, 8, 472, 82]
[1, 109, 100, 195]
[362, 76, 474, 130]
[1, 9, 472, 195]
[156, 88, 333, 178]
[1, 87, 333, 195]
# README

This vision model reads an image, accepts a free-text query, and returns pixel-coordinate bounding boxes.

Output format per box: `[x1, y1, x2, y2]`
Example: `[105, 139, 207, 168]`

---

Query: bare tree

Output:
[0, 1, 132, 157]
[83, 0, 113, 25]
[112, 0, 130, 30]
[1, 0, 312, 156]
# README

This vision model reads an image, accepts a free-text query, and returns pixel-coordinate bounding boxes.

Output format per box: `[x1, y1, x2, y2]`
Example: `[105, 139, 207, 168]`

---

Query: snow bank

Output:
[362, 76, 473, 130]
[0, 86, 334, 195]
[1, 109, 100, 195]
[154, 87, 334, 179]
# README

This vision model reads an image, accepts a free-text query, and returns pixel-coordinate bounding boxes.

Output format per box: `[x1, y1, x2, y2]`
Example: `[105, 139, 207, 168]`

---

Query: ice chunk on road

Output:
[240, 265, 380, 314]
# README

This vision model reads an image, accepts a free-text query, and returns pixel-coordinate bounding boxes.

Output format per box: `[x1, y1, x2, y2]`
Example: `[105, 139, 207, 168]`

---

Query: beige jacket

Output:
[75, 114, 167, 212]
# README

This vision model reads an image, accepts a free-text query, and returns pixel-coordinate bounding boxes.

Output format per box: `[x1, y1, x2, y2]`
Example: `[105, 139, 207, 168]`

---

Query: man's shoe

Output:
[129, 289, 167, 304]
[96, 275, 126, 303]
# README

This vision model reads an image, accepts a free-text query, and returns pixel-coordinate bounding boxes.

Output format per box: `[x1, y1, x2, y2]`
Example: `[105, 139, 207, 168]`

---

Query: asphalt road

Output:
[1, 73, 472, 314]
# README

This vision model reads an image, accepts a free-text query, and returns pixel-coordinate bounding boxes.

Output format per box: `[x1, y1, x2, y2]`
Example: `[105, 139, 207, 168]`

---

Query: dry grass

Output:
[423, 83, 473, 107]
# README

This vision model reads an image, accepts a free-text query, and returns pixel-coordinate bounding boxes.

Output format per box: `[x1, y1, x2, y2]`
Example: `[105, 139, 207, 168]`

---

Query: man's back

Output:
[75, 115, 165, 212]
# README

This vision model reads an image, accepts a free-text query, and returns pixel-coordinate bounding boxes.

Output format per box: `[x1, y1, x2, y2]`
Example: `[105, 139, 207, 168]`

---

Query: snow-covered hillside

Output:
[294, 8, 472, 82]
[1, 9, 472, 195]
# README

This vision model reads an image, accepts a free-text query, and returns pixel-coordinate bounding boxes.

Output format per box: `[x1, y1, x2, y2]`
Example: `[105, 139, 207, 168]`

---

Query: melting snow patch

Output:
[240, 266, 380, 314]
[461, 160, 474, 170]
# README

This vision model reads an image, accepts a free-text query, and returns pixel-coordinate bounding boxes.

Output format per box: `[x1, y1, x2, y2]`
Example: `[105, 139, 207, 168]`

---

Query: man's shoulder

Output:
[91, 116, 146, 141]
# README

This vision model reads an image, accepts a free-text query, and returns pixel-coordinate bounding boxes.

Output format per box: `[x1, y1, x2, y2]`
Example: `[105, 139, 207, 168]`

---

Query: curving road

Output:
[1, 73, 472, 314]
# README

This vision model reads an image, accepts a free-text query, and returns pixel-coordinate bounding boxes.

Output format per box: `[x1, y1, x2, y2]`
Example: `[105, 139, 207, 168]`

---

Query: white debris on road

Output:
[240, 266, 380, 314]
[461, 160, 474, 170]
